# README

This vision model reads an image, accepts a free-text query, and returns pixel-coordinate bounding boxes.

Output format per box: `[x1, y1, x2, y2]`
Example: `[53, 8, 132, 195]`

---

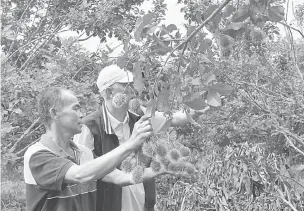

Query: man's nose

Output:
[77, 110, 84, 118]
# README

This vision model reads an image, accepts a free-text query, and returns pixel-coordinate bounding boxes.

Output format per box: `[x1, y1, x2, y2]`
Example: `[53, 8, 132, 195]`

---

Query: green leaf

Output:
[187, 26, 196, 36]
[196, 11, 202, 23]
[203, 5, 218, 20]
[166, 24, 177, 32]
[117, 55, 128, 68]
[133, 62, 144, 95]
[146, 99, 157, 117]
[142, 13, 154, 25]
[207, 90, 221, 107]
[157, 90, 170, 112]
[231, 7, 250, 22]
[190, 59, 199, 70]
[198, 40, 209, 53]
[1, 122, 11, 129]
[204, 73, 216, 85]
[223, 5, 235, 17]
[268, 6, 285, 22]
[191, 77, 202, 86]
[184, 97, 207, 110]
[209, 84, 233, 95]
[200, 54, 212, 63]
[134, 13, 155, 41]
[13, 108, 23, 114]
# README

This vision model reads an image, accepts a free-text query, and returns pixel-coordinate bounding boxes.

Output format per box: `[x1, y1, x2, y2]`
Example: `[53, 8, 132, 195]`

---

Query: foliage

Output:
[1, 0, 304, 210]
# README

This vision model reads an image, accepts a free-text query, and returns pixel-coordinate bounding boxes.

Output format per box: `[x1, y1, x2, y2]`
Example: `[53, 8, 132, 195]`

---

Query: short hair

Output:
[37, 87, 69, 127]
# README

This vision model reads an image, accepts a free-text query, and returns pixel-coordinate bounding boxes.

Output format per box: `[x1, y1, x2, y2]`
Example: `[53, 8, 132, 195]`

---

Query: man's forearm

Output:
[64, 141, 135, 184]
[102, 168, 164, 186]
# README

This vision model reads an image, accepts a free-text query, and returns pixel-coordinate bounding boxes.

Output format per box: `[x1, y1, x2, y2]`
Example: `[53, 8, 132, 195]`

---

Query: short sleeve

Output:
[29, 150, 74, 191]
[73, 124, 95, 150]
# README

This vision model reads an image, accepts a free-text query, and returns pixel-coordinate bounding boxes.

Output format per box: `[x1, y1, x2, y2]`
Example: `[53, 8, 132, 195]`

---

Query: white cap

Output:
[96, 64, 134, 92]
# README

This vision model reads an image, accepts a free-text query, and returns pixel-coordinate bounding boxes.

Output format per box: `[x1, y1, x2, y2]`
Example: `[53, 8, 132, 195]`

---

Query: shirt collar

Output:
[40, 134, 82, 162]
[106, 106, 129, 131]
[102, 102, 130, 134]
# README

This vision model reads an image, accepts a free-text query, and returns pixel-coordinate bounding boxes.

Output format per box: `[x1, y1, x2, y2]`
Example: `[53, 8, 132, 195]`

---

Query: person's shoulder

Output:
[24, 142, 50, 159]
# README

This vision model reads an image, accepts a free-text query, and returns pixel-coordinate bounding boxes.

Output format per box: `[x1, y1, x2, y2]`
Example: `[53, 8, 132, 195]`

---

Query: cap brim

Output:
[116, 71, 134, 83]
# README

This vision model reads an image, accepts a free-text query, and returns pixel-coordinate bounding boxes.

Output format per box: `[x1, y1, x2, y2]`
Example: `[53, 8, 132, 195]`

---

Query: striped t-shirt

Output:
[24, 134, 97, 211]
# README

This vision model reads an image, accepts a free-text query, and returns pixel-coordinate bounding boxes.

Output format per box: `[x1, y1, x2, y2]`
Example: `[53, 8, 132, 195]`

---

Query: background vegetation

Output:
[1, 0, 304, 210]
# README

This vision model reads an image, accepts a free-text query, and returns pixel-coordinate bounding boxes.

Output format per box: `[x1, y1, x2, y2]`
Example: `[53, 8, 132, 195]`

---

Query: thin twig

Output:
[152, 0, 232, 96]
[279, 174, 304, 190]
[282, 133, 304, 157]
[72, 62, 93, 79]
[15, 136, 41, 155]
[9, 118, 40, 153]
[276, 188, 298, 211]
[78, 33, 94, 41]
[8, 0, 36, 54]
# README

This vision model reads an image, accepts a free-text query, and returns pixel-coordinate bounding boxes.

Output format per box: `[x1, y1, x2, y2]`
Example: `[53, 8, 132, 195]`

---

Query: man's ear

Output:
[49, 107, 58, 121]
[105, 88, 113, 98]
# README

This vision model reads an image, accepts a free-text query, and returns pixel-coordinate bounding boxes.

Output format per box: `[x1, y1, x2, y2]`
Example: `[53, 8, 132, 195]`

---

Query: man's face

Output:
[55, 91, 83, 135]
[111, 82, 135, 100]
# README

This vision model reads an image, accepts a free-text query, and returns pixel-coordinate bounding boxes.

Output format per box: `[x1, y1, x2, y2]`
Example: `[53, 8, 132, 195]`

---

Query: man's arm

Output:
[102, 168, 164, 186]
[64, 116, 152, 184]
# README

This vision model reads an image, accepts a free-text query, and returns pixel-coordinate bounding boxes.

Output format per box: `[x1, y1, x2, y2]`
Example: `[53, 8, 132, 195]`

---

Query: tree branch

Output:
[278, 22, 304, 39]
[9, 118, 41, 153]
[151, 0, 232, 97]
[78, 33, 94, 41]
[8, 0, 36, 54]
[15, 136, 41, 155]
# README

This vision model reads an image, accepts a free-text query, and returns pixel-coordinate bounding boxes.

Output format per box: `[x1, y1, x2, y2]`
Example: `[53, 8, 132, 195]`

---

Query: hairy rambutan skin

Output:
[129, 98, 144, 115]
[184, 163, 196, 175]
[159, 157, 171, 170]
[142, 142, 154, 158]
[138, 152, 152, 167]
[168, 163, 180, 173]
[150, 160, 162, 172]
[180, 146, 191, 157]
[169, 149, 180, 161]
[155, 143, 167, 157]
[112, 93, 128, 108]
[131, 166, 144, 184]
[121, 159, 133, 173]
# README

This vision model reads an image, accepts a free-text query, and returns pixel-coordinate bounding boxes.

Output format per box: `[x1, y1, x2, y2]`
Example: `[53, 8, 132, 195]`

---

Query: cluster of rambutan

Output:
[123, 98, 196, 183]
[143, 140, 196, 175]
[120, 139, 196, 184]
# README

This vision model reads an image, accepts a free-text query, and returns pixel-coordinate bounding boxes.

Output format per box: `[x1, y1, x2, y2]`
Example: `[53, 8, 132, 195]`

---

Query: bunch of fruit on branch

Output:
[120, 99, 196, 183]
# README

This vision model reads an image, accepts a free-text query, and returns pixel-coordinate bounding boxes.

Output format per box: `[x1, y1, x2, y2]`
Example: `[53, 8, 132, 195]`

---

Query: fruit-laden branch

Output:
[153, 0, 232, 92]
[9, 118, 41, 153]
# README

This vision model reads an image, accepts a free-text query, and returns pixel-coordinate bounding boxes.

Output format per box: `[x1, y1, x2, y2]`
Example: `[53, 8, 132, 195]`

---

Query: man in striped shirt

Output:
[24, 87, 155, 211]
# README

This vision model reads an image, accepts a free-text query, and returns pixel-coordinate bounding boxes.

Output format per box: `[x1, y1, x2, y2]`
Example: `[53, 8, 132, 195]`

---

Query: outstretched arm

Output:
[102, 168, 165, 186]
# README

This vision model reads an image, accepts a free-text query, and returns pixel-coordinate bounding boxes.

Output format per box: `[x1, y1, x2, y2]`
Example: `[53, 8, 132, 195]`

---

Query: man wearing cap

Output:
[73, 64, 208, 211]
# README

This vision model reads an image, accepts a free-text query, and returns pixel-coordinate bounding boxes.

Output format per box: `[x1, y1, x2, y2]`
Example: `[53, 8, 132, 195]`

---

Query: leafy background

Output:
[1, 0, 304, 210]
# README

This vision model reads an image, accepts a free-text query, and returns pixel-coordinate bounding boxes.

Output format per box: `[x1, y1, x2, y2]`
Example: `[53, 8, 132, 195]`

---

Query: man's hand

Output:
[129, 115, 153, 148]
